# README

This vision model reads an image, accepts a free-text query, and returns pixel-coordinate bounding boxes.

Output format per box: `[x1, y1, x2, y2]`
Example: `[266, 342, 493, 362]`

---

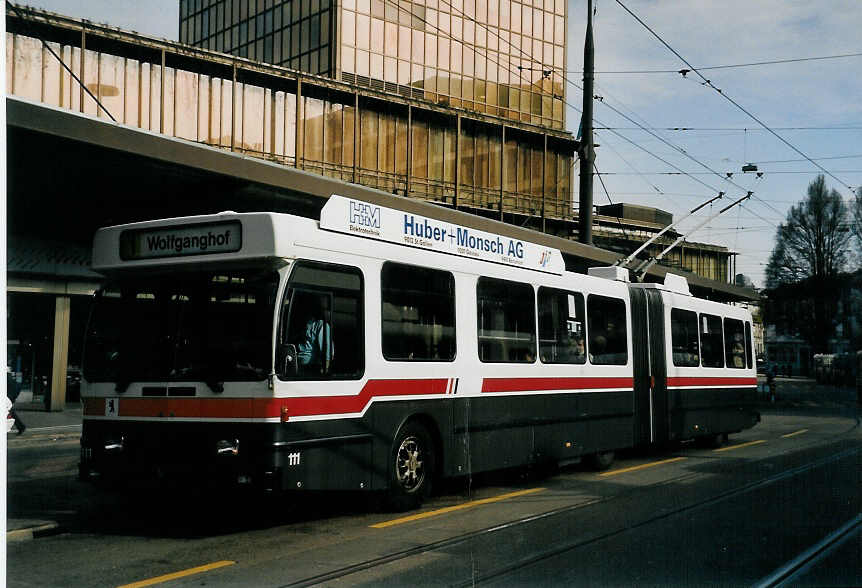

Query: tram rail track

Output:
[754, 513, 862, 588]
[281, 438, 861, 588]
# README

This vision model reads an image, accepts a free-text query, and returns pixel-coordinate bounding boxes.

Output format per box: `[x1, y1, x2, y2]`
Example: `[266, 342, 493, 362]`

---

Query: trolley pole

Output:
[577, 0, 595, 245]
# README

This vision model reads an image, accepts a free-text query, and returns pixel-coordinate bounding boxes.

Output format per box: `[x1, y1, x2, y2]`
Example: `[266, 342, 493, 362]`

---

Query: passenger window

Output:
[477, 277, 536, 363]
[745, 321, 753, 369]
[699, 313, 724, 368]
[538, 287, 586, 364]
[587, 295, 627, 365]
[671, 308, 699, 367]
[724, 318, 746, 369]
[278, 261, 364, 380]
[381, 262, 456, 361]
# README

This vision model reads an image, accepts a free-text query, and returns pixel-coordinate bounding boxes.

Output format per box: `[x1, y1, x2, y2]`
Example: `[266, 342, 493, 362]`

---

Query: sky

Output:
[20, 0, 862, 288]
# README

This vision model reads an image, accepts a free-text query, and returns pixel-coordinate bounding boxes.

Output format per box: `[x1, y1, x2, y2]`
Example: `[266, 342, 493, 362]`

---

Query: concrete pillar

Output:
[49, 296, 71, 411]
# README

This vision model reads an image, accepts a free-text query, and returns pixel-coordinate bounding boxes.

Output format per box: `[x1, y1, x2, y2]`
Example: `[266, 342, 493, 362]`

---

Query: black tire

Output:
[387, 421, 435, 512]
[696, 433, 724, 449]
[587, 450, 615, 471]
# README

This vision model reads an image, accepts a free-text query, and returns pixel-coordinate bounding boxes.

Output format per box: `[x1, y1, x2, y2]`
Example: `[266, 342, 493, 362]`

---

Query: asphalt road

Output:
[6, 393, 860, 587]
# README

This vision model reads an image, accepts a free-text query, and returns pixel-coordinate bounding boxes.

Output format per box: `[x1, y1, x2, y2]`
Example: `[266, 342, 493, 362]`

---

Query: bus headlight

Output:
[216, 439, 240, 456]
[104, 437, 124, 453]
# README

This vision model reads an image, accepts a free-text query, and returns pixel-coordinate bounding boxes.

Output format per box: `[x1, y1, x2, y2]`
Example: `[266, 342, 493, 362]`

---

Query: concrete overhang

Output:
[7, 97, 758, 302]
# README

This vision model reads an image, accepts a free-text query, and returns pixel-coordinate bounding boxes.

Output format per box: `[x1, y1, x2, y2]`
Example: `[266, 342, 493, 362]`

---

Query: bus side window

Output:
[699, 313, 724, 368]
[538, 287, 586, 364]
[745, 321, 753, 369]
[381, 262, 456, 361]
[586, 295, 627, 365]
[278, 261, 364, 380]
[670, 308, 699, 367]
[477, 278, 536, 363]
[724, 318, 746, 369]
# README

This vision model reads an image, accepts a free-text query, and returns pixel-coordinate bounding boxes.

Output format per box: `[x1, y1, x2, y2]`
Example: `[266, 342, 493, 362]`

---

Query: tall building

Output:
[174, 1, 737, 285]
[179, 0, 566, 130]
[175, 0, 575, 236]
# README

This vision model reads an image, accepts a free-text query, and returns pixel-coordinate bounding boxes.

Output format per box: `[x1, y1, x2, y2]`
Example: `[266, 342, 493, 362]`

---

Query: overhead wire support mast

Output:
[578, 0, 596, 245]
[633, 192, 752, 281]
[616, 192, 725, 268]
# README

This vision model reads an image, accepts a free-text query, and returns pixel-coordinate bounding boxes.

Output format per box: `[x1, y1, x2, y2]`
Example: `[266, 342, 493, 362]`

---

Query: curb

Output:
[6, 522, 61, 543]
[6, 431, 82, 446]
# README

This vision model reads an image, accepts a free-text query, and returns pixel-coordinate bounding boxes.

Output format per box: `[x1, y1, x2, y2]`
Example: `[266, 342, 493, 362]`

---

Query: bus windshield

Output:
[83, 270, 279, 386]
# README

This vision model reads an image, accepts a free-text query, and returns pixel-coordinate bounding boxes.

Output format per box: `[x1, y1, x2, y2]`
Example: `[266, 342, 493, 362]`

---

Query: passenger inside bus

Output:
[730, 333, 746, 368]
[295, 294, 334, 374]
[568, 336, 586, 362]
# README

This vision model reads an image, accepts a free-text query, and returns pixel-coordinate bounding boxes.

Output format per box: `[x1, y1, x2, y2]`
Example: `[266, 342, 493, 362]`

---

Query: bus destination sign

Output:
[320, 195, 564, 274]
[119, 221, 242, 260]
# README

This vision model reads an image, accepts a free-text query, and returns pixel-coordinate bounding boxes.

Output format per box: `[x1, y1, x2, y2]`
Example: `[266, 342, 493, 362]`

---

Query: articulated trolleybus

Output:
[80, 196, 759, 508]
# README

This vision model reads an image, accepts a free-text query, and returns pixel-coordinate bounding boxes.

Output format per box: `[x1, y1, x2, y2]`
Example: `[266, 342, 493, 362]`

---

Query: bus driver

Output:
[297, 295, 334, 373]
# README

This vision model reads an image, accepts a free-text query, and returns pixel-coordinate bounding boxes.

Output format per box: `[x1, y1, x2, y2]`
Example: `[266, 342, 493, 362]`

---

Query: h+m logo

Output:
[350, 201, 381, 228]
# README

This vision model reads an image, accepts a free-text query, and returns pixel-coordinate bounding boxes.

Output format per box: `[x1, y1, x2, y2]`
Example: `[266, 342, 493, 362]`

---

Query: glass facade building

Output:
[179, 0, 565, 130]
[178, 0, 575, 227]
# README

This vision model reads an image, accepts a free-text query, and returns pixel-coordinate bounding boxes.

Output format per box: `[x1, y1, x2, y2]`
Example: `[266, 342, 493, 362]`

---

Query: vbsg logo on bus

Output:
[120, 221, 243, 260]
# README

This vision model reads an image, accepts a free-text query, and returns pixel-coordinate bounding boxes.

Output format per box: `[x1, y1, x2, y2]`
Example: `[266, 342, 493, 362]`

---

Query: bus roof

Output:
[91, 197, 566, 276]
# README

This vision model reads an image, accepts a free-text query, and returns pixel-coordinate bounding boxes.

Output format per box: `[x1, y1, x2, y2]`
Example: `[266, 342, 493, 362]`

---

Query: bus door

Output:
[629, 288, 668, 446]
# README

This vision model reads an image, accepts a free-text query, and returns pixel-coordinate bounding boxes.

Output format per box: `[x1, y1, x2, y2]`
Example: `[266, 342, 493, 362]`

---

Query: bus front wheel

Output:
[387, 421, 434, 511]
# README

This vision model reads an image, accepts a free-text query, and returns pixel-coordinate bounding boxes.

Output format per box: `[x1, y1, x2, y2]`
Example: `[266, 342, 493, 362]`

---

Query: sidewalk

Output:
[755, 375, 860, 408]
[7, 401, 83, 543]
[7, 400, 83, 441]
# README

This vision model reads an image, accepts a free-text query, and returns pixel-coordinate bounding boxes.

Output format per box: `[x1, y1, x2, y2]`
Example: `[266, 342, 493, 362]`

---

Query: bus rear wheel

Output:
[387, 421, 434, 511]
[587, 450, 615, 471]
[696, 433, 725, 449]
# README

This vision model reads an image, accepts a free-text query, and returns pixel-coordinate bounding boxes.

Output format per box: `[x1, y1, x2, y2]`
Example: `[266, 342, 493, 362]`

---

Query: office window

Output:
[381, 263, 456, 361]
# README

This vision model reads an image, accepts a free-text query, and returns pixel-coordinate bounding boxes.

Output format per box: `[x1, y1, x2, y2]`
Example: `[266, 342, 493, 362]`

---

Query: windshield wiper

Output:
[115, 375, 132, 394]
[171, 361, 268, 392]
[170, 364, 224, 393]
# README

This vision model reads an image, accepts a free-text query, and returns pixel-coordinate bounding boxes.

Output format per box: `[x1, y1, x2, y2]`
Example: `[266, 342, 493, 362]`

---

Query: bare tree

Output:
[854, 186, 862, 252]
[765, 175, 852, 352]
[765, 175, 851, 289]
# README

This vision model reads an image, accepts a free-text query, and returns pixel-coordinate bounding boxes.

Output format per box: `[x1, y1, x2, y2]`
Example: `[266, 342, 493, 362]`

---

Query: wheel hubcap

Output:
[396, 435, 425, 492]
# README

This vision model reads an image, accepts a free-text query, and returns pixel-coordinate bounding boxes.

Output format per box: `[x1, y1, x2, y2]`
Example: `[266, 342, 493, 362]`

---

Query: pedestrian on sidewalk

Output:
[6, 366, 26, 435]
[766, 363, 777, 403]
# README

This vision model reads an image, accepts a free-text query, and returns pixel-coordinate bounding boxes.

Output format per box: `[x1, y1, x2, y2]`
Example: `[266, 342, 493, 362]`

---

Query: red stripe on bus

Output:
[83, 378, 449, 419]
[482, 377, 634, 393]
[264, 378, 449, 418]
[666, 377, 757, 388]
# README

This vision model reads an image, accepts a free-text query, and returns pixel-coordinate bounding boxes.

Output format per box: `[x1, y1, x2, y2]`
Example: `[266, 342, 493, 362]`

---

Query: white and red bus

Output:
[79, 196, 759, 508]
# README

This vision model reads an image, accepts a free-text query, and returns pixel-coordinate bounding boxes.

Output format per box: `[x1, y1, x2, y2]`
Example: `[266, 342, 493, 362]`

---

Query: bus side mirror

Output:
[281, 344, 299, 377]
